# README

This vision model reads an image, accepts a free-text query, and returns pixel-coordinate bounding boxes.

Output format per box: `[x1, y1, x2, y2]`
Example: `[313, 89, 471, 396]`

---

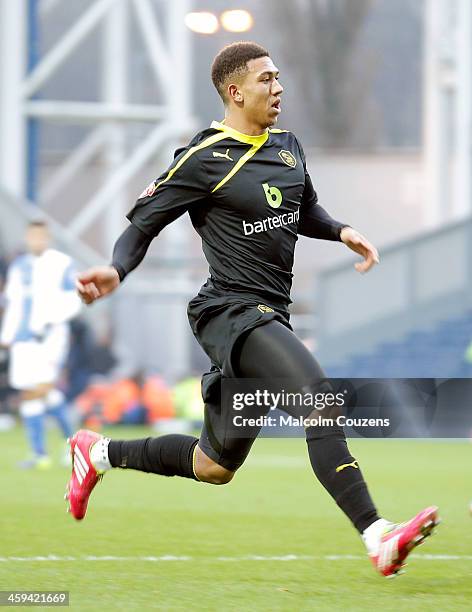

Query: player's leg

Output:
[42, 326, 74, 442]
[94, 323, 372, 508]
[45, 387, 73, 440]
[17, 387, 49, 468]
[190, 365, 260, 483]
[66, 429, 235, 520]
[95, 433, 234, 484]
[236, 321, 379, 531]
[89, 368, 241, 485]
[66, 367, 250, 519]
[236, 321, 439, 576]
[88, 366, 252, 485]
[193, 446, 235, 484]
[9, 342, 50, 468]
[20, 383, 71, 468]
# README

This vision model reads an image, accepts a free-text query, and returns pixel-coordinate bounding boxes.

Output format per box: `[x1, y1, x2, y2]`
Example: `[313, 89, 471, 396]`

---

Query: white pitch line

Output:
[0, 554, 471, 562]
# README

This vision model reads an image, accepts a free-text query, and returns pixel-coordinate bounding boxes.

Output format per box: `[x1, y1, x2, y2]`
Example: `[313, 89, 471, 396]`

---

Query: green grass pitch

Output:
[1, 426, 471, 611]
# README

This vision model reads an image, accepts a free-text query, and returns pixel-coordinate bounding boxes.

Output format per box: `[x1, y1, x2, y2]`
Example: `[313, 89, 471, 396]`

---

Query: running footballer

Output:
[66, 42, 439, 577]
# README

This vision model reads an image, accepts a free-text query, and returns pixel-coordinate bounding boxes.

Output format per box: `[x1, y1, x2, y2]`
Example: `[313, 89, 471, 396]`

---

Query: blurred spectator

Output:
[66, 318, 96, 401]
[74, 378, 109, 430]
[173, 377, 204, 421]
[102, 376, 144, 425]
[142, 375, 175, 423]
[0, 221, 81, 468]
[66, 319, 116, 401]
[0, 250, 17, 428]
[75, 373, 182, 428]
[90, 330, 117, 375]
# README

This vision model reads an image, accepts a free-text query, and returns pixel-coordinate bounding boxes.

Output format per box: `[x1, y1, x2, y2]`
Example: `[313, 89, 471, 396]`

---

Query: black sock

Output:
[108, 434, 199, 481]
[305, 425, 379, 533]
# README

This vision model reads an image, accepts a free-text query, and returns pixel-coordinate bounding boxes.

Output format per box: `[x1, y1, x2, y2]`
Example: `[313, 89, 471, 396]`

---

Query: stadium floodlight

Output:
[220, 9, 254, 33]
[185, 11, 219, 35]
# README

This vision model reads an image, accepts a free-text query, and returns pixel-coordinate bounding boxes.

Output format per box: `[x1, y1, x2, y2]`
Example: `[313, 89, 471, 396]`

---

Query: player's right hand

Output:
[76, 266, 120, 305]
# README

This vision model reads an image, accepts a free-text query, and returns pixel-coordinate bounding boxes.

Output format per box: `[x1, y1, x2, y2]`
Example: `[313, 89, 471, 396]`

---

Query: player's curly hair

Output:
[211, 41, 270, 103]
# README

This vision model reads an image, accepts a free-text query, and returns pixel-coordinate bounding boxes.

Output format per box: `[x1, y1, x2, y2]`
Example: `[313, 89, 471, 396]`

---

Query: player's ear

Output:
[228, 83, 243, 104]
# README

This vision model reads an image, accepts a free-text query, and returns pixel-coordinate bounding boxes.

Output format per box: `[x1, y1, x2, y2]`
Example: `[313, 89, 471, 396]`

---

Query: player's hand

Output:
[76, 266, 120, 305]
[340, 226, 379, 273]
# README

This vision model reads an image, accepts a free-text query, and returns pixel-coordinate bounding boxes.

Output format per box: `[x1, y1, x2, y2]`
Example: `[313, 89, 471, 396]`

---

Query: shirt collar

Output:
[211, 120, 269, 146]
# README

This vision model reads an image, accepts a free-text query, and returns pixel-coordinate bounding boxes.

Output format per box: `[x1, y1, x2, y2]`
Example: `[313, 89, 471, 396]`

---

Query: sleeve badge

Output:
[278, 150, 297, 168]
[139, 180, 157, 199]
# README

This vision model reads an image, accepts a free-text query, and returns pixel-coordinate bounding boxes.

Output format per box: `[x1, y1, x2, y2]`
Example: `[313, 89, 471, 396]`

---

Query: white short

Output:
[8, 325, 69, 390]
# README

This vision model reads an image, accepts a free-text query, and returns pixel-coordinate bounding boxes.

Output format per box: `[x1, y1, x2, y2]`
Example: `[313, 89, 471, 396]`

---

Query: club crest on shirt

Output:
[257, 304, 274, 314]
[278, 150, 297, 168]
[139, 180, 157, 199]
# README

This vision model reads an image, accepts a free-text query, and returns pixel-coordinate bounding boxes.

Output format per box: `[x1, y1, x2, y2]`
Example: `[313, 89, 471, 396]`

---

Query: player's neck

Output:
[30, 248, 47, 257]
[223, 113, 268, 137]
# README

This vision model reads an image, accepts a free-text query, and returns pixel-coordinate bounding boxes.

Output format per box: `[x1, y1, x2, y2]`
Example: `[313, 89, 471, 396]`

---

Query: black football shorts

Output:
[187, 290, 291, 470]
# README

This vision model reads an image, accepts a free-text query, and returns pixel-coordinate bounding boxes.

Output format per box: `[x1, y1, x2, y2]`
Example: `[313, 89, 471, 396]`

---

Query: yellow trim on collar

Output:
[154, 132, 228, 191]
[211, 120, 269, 146]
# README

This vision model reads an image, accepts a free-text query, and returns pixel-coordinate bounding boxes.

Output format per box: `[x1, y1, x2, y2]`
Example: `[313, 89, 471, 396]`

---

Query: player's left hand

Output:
[340, 226, 379, 273]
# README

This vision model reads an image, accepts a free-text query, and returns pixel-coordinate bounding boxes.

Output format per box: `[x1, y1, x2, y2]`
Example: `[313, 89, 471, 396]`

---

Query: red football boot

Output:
[370, 506, 440, 577]
[65, 429, 104, 521]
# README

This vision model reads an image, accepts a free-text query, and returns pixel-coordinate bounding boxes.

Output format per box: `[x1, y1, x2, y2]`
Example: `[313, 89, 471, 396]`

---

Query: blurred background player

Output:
[0, 220, 81, 468]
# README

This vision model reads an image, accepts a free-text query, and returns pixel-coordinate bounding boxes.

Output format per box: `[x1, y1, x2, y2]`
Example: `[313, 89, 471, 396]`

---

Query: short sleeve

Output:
[127, 147, 209, 236]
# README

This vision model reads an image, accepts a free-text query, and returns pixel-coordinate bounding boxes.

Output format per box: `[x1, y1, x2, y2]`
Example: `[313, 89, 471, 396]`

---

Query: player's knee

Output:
[194, 447, 235, 484]
[22, 383, 53, 401]
[200, 464, 235, 485]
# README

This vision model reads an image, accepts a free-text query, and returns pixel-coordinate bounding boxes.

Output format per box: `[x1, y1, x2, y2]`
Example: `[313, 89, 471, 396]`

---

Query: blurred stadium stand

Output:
[319, 217, 472, 376]
[326, 311, 472, 378]
[0, 184, 101, 265]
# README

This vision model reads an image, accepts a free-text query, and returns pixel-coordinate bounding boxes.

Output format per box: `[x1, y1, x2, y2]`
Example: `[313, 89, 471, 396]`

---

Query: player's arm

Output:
[0, 264, 22, 347]
[296, 136, 348, 242]
[298, 172, 348, 242]
[77, 144, 208, 305]
[77, 211, 183, 305]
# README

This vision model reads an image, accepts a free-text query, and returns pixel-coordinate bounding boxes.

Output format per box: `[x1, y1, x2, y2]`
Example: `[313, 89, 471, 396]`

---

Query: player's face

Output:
[26, 226, 50, 255]
[239, 56, 283, 128]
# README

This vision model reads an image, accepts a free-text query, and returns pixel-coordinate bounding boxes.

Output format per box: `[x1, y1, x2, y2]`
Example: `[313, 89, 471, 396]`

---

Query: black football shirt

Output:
[127, 120, 346, 307]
